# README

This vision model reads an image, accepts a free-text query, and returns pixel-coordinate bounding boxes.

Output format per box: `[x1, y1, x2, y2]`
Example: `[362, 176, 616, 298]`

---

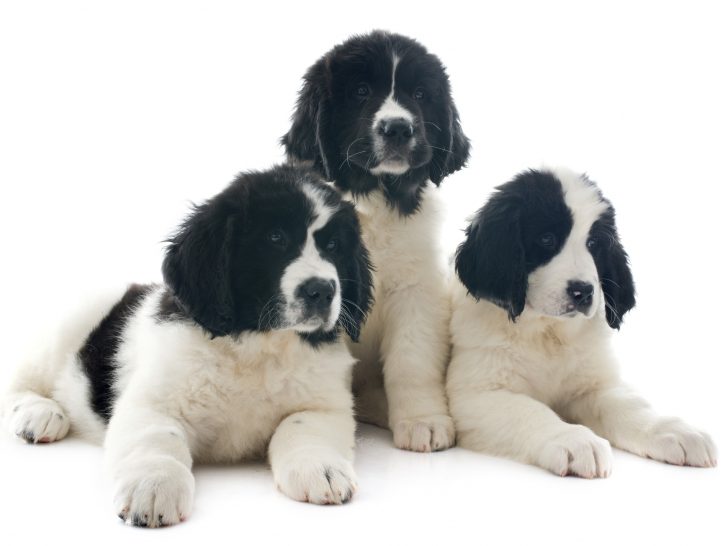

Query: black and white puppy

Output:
[283, 31, 470, 452]
[2, 165, 373, 526]
[448, 167, 717, 477]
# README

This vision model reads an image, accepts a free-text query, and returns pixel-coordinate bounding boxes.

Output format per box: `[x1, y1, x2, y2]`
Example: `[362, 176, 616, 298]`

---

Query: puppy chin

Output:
[369, 159, 410, 176]
[290, 315, 341, 335]
[290, 317, 325, 333]
[525, 301, 596, 320]
[555, 304, 597, 320]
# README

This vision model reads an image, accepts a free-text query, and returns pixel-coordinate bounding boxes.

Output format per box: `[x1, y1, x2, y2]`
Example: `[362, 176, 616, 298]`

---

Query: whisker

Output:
[339, 149, 368, 170]
[339, 138, 366, 170]
[601, 277, 622, 289]
[425, 144, 453, 153]
[341, 297, 368, 319]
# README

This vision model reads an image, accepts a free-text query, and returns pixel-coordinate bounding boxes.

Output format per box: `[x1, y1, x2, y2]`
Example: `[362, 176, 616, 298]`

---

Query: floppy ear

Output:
[339, 219, 374, 342]
[281, 60, 336, 180]
[162, 202, 237, 337]
[455, 196, 526, 320]
[429, 99, 470, 185]
[595, 224, 636, 329]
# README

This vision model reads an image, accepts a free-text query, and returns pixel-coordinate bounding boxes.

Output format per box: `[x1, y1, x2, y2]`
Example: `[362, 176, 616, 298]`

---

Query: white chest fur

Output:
[112, 299, 355, 464]
[347, 186, 447, 351]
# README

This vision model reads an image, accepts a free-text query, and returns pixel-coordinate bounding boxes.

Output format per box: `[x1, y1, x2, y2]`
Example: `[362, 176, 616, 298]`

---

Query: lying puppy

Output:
[448, 167, 716, 477]
[2, 165, 373, 525]
[283, 31, 470, 452]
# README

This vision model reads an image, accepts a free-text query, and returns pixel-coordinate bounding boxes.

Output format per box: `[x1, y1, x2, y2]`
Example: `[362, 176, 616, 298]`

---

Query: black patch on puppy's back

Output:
[78, 283, 153, 422]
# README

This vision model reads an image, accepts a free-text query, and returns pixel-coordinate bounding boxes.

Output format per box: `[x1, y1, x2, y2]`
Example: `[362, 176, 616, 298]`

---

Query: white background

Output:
[0, 1, 726, 544]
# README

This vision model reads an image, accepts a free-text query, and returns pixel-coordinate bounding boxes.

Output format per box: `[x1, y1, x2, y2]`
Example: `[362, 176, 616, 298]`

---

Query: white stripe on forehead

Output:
[390, 55, 399, 95]
[372, 54, 413, 125]
[301, 183, 334, 232]
[279, 182, 341, 330]
[550, 167, 609, 237]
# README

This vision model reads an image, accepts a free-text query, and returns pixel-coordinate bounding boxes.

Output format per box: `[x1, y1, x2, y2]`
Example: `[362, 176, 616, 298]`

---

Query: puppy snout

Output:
[297, 278, 336, 314]
[566, 281, 594, 312]
[378, 118, 414, 145]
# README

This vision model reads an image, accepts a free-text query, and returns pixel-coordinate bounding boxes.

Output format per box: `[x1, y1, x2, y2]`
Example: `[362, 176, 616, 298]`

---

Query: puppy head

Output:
[283, 30, 470, 215]
[455, 168, 635, 329]
[162, 165, 373, 341]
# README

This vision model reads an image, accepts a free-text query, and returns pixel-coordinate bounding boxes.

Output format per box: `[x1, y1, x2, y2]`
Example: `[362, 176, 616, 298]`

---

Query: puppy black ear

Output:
[430, 100, 470, 186]
[455, 196, 526, 320]
[593, 212, 636, 329]
[339, 212, 374, 341]
[282, 60, 336, 180]
[162, 201, 237, 337]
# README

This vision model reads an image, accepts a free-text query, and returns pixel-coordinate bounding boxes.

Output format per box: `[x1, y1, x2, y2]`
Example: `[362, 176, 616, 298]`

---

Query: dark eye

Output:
[355, 83, 370, 98]
[539, 232, 557, 249]
[267, 229, 287, 247]
[413, 87, 426, 100]
[587, 237, 598, 250]
[325, 239, 339, 253]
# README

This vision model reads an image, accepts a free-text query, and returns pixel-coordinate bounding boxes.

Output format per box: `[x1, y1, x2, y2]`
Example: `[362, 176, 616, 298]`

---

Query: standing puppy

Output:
[448, 168, 716, 477]
[3, 166, 373, 525]
[283, 31, 470, 452]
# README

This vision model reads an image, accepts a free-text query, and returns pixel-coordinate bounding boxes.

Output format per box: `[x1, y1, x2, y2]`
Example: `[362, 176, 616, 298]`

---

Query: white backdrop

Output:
[0, 1, 726, 544]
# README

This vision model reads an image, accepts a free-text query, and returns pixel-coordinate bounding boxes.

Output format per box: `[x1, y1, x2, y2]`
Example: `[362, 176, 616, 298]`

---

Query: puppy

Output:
[283, 31, 470, 452]
[448, 167, 716, 477]
[2, 165, 373, 525]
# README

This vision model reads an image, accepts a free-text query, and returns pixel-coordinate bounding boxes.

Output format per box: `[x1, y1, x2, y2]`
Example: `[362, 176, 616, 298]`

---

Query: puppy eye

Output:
[587, 238, 598, 250]
[325, 239, 339, 253]
[538, 232, 557, 248]
[267, 229, 287, 247]
[355, 83, 370, 98]
[413, 87, 426, 100]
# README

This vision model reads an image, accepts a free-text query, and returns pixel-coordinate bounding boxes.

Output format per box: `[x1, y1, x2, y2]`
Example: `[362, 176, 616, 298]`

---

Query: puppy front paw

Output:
[539, 425, 613, 478]
[274, 453, 357, 505]
[113, 455, 194, 528]
[7, 394, 70, 444]
[642, 418, 717, 467]
[392, 414, 455, 452]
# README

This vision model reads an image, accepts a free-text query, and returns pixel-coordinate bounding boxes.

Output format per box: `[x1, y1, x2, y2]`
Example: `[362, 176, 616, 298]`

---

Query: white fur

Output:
[447, 168, 717, 476]
[527, 172, 607, 318]
[4, 270, 357, 525]
[348, 185, 455, 452]
[280, 192, 340, 331]
[370, 54, 415, 176]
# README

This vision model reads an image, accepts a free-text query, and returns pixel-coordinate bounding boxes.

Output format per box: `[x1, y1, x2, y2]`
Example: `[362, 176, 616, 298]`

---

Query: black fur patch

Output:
[78, 283, 153, 421]
[456, 169, 636, 328]
[155, 288, 190, 323]
[161, 165, 373, 345]
[283, 30, 470, 216]
[455, 170, 573, 320]
[588, 206, 636, 329]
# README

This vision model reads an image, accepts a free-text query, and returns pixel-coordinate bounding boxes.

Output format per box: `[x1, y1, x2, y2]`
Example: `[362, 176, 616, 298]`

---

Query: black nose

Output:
[298, 278, 336, 314]
[566, 281, 594, 311]
[378, 117, 414, 145]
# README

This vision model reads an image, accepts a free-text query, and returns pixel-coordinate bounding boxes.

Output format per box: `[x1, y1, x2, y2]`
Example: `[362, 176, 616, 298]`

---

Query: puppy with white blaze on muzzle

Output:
[2, 165, 373, 526]
[447, 167, 717, 477]
[283, 31, 470, 452]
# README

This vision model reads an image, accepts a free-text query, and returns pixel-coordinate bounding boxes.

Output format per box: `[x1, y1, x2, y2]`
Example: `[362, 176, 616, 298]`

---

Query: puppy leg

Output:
[354, 385, 389, 429]
[105, 408, 194, 528]
[381, 285, 455, 452]
[352, 363, 389, 429]
[454, 389, 613, 478]
[4, 391, 70, 444]
[563, 385, 717, 467]
[269, 410, 357, 504]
